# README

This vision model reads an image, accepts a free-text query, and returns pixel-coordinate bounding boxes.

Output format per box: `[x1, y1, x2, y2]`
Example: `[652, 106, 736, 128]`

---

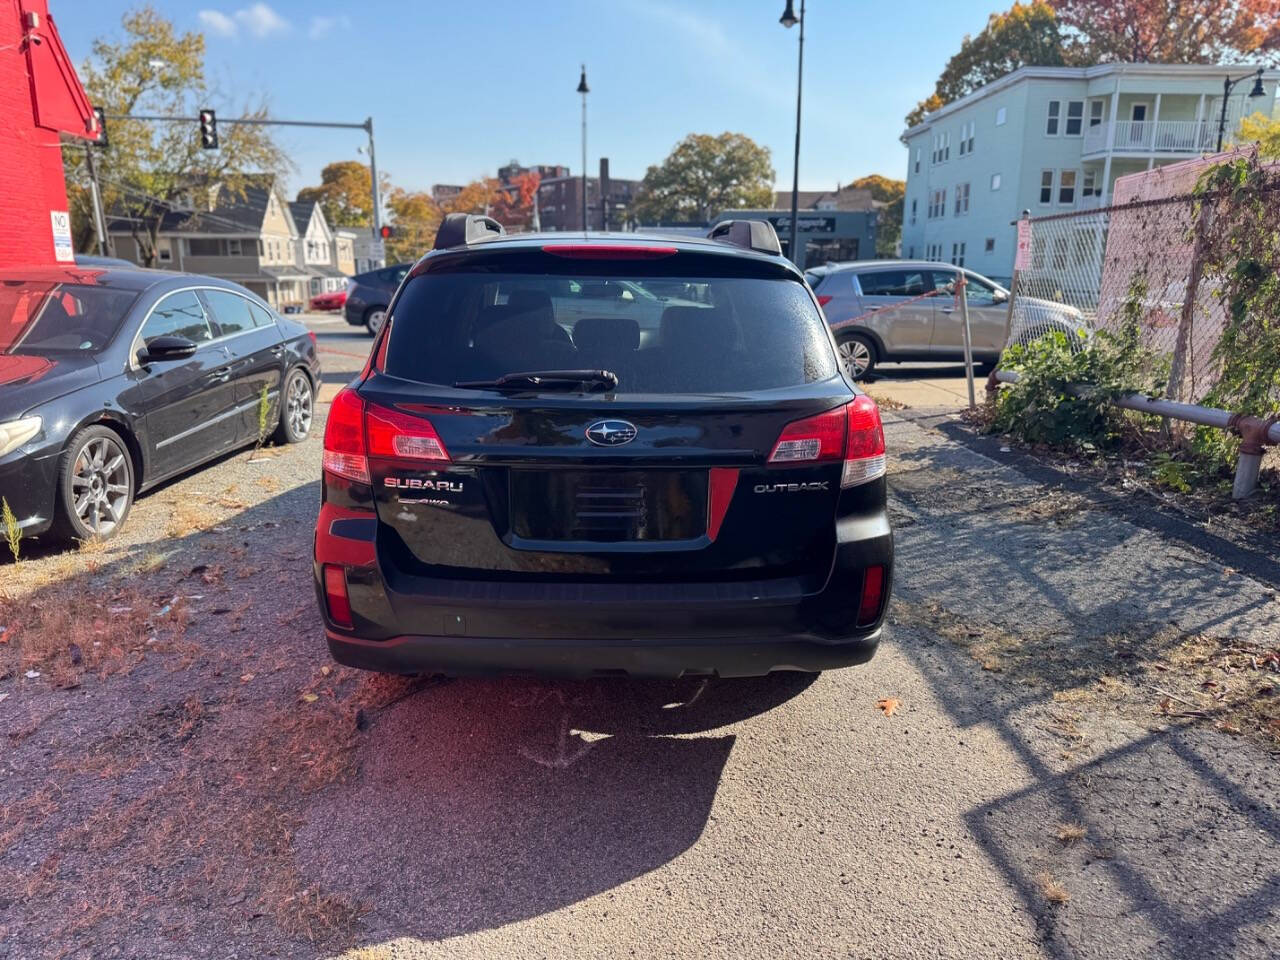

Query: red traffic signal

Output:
[379, 225, 394, 239]
[198, 109, 218, 149]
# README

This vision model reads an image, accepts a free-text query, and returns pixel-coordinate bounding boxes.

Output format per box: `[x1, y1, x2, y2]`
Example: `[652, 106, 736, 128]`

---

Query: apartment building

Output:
[900, 63, 1279, 280]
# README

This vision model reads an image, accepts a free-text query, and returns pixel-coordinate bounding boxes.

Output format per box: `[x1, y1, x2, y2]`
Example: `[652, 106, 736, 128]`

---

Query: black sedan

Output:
[343, 263, 411, 336]
[0, 266, 321, 542]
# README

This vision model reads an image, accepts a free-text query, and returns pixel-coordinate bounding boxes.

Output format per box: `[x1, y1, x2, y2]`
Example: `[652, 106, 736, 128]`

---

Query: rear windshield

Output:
[383, 272, 837, 393]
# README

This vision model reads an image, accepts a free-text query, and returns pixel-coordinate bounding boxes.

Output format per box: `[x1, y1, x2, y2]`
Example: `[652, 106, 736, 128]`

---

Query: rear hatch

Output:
[359, 243, 865, 587]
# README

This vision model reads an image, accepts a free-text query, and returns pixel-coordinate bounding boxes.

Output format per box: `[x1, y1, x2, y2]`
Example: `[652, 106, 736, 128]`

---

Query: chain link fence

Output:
[1007, 193, 1228, 404]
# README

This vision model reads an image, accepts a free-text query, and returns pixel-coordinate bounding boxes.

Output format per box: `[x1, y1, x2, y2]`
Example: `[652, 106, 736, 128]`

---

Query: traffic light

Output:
[92, 107, 108, 149]
[198, 109, 218, 149]
[379, 225, 394, 239]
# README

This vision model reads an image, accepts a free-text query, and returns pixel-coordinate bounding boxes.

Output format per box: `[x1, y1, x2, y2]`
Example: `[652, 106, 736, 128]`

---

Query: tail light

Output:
[322, 564, 353, 627]
[857, 565, 886, 626]
[322, 388, 451, 485]
[322, 388, 369, 483]
[366, 404, 449, 461]
[817, 295, 834, 307]
[768, 396, 886, 487]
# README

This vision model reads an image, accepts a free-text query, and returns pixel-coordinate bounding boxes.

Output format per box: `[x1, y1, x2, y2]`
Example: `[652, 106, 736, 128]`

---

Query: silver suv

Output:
[805, 260, 1086, 379]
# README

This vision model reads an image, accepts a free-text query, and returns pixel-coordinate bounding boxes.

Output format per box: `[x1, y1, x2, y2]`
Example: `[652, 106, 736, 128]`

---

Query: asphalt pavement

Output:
[0, 318, 1276, 960]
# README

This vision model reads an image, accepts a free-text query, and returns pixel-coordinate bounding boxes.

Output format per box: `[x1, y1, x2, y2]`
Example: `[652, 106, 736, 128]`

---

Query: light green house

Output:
[900, 63, 1279, 281]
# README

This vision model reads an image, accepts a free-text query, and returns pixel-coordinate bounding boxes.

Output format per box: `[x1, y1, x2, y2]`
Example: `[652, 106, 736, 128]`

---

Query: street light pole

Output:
[780, 0, 805, 265]
[364, 117, 384, 267]
[577, 65, 589, 234]
[1216, 67, 1266, 152]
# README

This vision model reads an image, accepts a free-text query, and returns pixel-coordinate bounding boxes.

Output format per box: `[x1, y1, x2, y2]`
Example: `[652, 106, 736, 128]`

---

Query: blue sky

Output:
[55, 0, 998, 196]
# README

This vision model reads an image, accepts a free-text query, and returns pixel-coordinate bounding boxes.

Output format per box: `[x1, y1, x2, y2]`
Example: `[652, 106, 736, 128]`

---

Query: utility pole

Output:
[364, 116, 384, 266]
[83, 142, 109, 256]
[577, 65, 589, 234]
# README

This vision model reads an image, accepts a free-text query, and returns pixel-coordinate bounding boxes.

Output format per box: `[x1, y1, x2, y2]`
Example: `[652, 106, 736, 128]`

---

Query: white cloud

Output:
[235, 3, 289, 38]
[309, 15, 352, 40]
[198, 3, 290, 40]
[197, 9, 237, 37]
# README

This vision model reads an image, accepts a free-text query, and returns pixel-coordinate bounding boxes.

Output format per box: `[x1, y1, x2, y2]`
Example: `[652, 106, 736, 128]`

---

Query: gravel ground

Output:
[0, 329, 1277, 959]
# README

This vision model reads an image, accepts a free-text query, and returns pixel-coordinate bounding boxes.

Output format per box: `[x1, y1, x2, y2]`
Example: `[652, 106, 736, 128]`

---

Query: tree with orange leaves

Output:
[489, 172, 542, 231]
[1051, 0, 1280, 64]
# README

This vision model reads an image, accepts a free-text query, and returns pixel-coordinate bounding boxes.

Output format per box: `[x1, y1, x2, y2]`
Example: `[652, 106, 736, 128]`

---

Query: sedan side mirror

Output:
[993, 289, 1009, 304]
[138, 334, 198, 364]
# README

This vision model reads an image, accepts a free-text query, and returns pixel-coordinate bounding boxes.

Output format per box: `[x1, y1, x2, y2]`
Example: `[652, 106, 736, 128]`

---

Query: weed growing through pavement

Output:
[253, 382, 271, 456]
[2, 496, 20, 563]
[1036, 872, 1071, 905]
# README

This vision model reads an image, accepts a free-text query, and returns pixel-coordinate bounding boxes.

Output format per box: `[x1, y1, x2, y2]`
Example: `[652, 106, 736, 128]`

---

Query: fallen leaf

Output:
[302, 693, 319, 703]
[876, 697, 901, 716]
[24, 670, 40, 679]
[240, 673, 255, 683]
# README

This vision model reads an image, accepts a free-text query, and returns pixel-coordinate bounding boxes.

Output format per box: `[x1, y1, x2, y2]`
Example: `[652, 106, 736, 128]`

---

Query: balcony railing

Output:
[1082, 119, 1221, 155]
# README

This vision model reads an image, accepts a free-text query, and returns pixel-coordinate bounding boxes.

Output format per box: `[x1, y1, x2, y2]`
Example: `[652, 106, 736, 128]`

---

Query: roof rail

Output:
[433, 212, 505, 250]
[707, 219, 782, 255]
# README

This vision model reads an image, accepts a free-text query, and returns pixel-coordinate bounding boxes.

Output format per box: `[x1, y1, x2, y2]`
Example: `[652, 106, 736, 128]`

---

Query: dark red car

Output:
[309, 289, 347, 312]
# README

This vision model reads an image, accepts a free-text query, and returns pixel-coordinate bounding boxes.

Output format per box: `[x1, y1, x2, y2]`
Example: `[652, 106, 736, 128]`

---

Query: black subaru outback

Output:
[314, 214, 893, 678]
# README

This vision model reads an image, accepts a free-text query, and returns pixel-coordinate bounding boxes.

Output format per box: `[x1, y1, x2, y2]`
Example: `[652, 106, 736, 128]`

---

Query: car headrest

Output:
[506, 289, 553, 318]
[573, 316, 640, 354]
[659, 305, 738, 352]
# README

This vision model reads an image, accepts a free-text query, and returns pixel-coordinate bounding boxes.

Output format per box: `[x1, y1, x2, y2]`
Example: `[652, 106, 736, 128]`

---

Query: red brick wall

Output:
[0, 0, 76, 269]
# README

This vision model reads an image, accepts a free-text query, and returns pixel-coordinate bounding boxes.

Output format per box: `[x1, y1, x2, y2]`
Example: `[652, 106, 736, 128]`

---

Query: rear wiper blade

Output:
[453, 369, 619, 393]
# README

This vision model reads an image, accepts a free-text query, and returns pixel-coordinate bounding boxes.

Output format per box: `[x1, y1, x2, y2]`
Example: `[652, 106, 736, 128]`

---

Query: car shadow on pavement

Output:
[0, 477, 817, 955]
[295, 671, 815, 944]
[886, 438, 1280, 959]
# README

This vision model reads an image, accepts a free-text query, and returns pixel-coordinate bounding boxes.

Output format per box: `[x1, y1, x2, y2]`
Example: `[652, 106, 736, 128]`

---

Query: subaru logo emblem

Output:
[585, 419, 637, 446]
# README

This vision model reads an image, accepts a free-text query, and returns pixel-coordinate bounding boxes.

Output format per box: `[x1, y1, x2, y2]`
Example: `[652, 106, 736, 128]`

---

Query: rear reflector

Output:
[706, 467, 740, 542]
[857, 565, 885, 626]
[768, 396, 886, 487]
[817, 295, 833, 307]
[322, 388, 370, 484]
[323, 564, 353, 627]
[541, 244, 678, 260]
[366, 403, 449, 461]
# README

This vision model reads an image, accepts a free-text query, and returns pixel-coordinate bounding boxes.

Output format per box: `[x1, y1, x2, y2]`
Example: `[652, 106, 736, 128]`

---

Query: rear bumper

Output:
[314, 500, 893, 678]
[326, 626, 882, 679]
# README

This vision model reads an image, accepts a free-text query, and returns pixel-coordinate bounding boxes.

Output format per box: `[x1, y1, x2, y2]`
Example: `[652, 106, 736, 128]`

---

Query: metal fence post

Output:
[957, 269, 976, 410]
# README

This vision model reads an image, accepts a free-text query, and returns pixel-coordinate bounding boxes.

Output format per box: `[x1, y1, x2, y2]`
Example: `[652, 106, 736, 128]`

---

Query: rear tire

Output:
[51, 425, 135, 543]
[836, 332, 876, 381]
[364, 307, 387, 337]
[273, 368, 314, 444]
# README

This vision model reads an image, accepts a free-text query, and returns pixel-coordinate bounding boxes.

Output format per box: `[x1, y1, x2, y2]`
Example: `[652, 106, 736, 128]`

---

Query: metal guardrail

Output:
[989, 369, 1280, 499]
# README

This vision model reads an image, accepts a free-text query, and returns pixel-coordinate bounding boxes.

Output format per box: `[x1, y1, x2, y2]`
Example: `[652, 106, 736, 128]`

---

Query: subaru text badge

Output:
[585, 419, 637, 446]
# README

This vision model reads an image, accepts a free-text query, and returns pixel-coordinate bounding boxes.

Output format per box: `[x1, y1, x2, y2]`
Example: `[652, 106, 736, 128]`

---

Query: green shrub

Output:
[988, 295, 1168, 451]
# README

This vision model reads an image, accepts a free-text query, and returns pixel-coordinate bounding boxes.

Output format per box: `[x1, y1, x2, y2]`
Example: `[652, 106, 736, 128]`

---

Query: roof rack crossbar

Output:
[706, 219, 782, 255]
[434, 212, 505, 250]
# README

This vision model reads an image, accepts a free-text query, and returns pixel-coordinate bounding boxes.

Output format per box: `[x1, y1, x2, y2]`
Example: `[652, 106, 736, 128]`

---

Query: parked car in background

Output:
[344, 263, 411, 335]
[316, 215, 893, 678]
[805, 260, 1087, 379]
[0, 266, 320, 542]
[309, 289, 347, 312]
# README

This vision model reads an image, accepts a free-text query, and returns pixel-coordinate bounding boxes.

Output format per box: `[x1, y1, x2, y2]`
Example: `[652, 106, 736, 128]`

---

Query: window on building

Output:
[954, 182, 970, 215]
[950, 242, 966, 267]
[996, 106, 1007, 126]
[962, 120, 975, 154]
[991, 173, 1002, 191]
[914, 148, 920, 173]
[942, 131, 950, 161]
[908, 246, 915, 258]
[1052, 235, 1069, 270]
[227, 238, 242, 257]
[1089, 100, 1105, 127]
[1039, 170, 1055, 205]
[1046, 100, 1061, 135]
[1082, 169, 1098, 197]
[1058, 170, 1077, 205]
[928, 188, 946, 219]
[156, 238, 172, 262]
[1065, 100, 1084, 136]
[187, 238, 221, 257]
[984, 237, 995, 253]
[910, 198, 917, 225]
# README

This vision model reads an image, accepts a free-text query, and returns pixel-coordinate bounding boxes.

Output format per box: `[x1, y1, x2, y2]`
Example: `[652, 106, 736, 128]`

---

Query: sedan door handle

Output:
[212, 366, 233, 381]
[270, 345, 285, 357]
